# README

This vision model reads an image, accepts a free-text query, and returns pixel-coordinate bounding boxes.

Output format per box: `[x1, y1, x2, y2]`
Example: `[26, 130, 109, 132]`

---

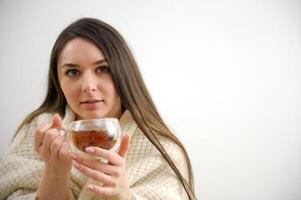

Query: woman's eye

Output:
[65, 69, 80, 77]
[96, 66, 111, 74]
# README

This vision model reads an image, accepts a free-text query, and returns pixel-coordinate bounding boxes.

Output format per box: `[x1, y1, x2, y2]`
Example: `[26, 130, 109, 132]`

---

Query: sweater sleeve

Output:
[0, 113, 68, 200]
[126, 132, 190, 200]
[6, 188, 76, 200]
[0, 116, 43, 200]
[7, 189, 37, 200]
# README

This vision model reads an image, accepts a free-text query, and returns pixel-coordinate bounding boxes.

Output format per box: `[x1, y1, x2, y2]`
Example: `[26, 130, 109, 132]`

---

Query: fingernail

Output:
[85, 147, 95, 153]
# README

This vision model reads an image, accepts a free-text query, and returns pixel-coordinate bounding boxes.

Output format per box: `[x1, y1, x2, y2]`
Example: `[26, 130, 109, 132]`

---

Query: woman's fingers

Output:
[72, 155, 120, 176]
[85, 147, 123, 166]
[87, 184, 115, 197]
[72, 133, 132, 199]
[35, 113, 68, 162]
[58, 141, 71, 161]
[43, 129, 60, 153]
[73, 160, 116, 186]
[33, 114, 72, 178]
[50, 134, 64, 159]
[35, 123, 51, 152]
[52, 113, 63, 129]
[84, 132, 131, 165]
[34, 113, 63, 153]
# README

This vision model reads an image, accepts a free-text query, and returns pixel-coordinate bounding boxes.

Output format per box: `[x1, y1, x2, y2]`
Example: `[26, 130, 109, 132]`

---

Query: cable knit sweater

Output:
[0, 107, 189, 200]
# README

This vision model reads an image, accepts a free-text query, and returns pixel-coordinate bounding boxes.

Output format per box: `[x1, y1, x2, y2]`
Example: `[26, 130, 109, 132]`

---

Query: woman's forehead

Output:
[59, 38, 106, 66]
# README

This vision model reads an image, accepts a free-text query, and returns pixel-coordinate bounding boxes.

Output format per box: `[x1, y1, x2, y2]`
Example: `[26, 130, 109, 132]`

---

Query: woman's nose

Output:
[81, 73, 98, 93]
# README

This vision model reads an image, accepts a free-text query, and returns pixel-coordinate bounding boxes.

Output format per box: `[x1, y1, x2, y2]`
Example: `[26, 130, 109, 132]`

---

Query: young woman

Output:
[0, 18, 195, 200]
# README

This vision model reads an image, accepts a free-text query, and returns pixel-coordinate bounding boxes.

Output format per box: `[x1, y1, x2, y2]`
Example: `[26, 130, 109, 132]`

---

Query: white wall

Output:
[1, 0, 301, 199]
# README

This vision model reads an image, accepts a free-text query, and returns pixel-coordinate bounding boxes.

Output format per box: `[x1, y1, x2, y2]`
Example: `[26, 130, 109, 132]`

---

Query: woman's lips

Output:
[80, 99, 104, 109]
[81, 98, 102, 103]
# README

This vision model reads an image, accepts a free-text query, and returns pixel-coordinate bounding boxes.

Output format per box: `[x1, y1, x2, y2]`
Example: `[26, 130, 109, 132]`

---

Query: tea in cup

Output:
[66, 118, 122, 159]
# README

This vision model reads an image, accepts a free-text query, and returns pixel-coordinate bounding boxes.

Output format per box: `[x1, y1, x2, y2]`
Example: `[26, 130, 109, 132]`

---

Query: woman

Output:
[0, 18, 195, 200]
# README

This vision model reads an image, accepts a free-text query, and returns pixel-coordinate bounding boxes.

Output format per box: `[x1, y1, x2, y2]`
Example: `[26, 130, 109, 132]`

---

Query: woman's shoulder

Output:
[130, 128, 186, 160]
[159, 135, 186, 160]
[4, 111, 55, 159]
[17, 111, 54, 132]
[34, 112, 55, 126]
[13, 112, 55, 144]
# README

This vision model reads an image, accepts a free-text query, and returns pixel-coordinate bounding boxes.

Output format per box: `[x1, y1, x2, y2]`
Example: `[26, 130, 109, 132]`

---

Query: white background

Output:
[1, 0, 301, 199]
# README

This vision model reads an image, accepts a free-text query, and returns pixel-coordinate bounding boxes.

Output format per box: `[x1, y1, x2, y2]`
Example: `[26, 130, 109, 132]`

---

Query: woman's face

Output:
[58, 38, 122, 120]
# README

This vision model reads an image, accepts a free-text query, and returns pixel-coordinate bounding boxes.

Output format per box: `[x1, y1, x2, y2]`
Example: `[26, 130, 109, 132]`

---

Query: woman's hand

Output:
[72, 133, 132, 200]
[35, 114, 72, 200]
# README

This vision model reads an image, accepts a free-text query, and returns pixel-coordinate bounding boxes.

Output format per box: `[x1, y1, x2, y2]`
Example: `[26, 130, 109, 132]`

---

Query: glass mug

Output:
[64, 118, 123, 160]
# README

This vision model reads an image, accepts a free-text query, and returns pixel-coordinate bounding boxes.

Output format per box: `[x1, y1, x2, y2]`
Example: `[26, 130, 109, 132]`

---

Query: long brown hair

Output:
[15, 18, 195, 199]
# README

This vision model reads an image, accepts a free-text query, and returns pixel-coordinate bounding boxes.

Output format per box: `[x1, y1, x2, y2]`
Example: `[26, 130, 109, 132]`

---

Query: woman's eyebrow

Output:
[61, 63, 80, 68]
[61, 58, 108, 69]
[93, 59, 108, 65]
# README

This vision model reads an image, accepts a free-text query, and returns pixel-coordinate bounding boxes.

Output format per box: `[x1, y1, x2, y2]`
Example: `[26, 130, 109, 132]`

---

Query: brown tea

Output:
[71, 130, 116, 152]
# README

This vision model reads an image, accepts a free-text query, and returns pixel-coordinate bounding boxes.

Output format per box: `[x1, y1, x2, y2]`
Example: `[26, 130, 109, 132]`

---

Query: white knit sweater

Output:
[0, 107, 189, 200]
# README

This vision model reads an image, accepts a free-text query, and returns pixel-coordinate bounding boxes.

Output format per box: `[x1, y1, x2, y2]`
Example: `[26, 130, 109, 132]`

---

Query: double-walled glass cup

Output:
[66, 118, 123, 160]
